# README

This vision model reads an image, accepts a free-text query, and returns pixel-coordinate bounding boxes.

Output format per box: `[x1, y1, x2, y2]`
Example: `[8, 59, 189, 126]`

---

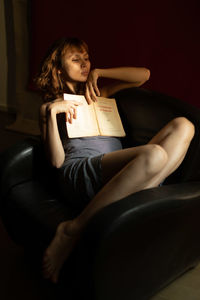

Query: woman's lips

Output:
[81, 71, 89, 76]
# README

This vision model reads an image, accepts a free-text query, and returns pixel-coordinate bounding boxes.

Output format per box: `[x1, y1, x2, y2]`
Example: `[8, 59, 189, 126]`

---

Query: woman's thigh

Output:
[148, 117, 194, 152]
[148, 117, 194, 173]
[101, 117, 194, 185]
[101, 144, 154, 184]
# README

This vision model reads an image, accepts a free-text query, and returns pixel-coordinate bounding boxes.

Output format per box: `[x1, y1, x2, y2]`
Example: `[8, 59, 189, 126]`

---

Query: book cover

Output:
[63, 93, 126, 138]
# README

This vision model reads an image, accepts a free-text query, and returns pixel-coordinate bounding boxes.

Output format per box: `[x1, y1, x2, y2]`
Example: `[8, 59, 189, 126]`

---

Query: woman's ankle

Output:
[60, 219, 82, 236]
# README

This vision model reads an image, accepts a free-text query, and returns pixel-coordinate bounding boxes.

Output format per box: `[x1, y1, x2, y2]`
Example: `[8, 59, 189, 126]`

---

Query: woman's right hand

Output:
[85, 69, 101, 104]
[45, 99, 82, 124]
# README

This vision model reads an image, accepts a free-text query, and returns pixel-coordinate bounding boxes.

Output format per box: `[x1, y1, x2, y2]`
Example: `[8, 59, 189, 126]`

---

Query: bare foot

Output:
[42, 220, 80, 283]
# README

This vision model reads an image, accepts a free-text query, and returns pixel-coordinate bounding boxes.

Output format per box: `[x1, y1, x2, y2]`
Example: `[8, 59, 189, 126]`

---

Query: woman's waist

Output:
[64, 136, 123, 158]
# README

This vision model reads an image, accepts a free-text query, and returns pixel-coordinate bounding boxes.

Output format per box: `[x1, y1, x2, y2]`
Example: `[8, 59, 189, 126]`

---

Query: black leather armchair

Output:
[1, 88, 200, 300]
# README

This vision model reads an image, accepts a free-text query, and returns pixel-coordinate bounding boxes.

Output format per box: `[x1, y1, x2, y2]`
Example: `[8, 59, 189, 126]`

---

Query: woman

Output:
[36, 37, 195, 283]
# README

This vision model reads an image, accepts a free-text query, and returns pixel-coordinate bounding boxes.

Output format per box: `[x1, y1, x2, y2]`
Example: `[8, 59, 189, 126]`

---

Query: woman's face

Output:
[60, 47, 91, 83]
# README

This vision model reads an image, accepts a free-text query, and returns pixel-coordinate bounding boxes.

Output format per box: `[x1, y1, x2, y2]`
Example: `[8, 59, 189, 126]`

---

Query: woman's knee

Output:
[171, 117, 195, 141]
[140, 144, 168, 175]
[147, 144, 168, 172]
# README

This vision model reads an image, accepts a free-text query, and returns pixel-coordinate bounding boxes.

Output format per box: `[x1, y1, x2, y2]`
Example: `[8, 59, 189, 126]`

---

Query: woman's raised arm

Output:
[85, 67, 150, 103]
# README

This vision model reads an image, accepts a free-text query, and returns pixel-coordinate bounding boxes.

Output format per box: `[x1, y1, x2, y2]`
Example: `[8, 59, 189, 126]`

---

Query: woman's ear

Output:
[58, 70, 61, 74]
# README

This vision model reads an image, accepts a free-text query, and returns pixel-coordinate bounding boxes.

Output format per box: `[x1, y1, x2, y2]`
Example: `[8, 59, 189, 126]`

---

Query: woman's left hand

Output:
[85, 69, 101, 104]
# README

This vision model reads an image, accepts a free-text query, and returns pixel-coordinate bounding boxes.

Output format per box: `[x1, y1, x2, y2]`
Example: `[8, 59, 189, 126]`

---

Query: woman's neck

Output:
[66, 82, 77, 94]
[65, 82, 85, 95]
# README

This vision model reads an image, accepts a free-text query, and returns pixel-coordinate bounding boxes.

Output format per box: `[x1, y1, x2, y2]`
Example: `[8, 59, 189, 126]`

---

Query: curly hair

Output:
[35, 37, 89, 102]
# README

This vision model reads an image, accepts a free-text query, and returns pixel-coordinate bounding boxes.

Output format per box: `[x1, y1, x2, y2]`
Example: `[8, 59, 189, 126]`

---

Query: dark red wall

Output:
[30, 0, 200, 107]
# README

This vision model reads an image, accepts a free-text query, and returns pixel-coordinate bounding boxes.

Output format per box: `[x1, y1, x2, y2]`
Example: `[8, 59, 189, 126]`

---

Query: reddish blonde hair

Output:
[35, 37, 89, 102]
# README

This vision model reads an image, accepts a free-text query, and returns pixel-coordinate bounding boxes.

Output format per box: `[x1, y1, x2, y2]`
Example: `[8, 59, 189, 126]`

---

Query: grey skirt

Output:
[58, 154, 104, 209]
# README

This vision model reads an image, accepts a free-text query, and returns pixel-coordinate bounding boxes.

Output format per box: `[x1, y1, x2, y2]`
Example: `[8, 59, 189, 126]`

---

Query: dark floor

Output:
[1, 111, 200, 300]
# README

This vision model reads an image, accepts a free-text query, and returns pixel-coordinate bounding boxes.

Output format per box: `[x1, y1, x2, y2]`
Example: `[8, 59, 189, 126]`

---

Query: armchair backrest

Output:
[114, 88, 200, 183]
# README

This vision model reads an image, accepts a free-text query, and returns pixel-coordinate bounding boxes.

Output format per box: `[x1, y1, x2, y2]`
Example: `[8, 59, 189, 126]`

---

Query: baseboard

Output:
[0, 104, 16, 114]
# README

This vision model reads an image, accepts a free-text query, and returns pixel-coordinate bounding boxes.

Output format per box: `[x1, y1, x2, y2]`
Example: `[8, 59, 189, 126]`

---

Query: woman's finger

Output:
[68, 110, 73, 123]
[93, 81, 100, 97]
[88, 82, 97, 102]
[65, 106, 75, 123]
[85, 84, 93, 104]
[68, 106, 78, 120]
[72, 106, 77, 119]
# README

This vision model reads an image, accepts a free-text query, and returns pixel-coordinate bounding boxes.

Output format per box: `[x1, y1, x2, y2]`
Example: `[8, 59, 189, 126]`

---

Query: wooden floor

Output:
[1, 111, 200, 299]
[152, 264, 200, 300]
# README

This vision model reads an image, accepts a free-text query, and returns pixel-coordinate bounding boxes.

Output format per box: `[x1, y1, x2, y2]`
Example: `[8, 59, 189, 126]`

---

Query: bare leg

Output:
[43, 117, 194, 283]
[147, 117, 195, 185]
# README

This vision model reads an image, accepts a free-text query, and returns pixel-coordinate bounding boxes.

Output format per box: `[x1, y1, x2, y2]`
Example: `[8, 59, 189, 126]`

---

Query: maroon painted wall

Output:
[30, 0, 200, 107]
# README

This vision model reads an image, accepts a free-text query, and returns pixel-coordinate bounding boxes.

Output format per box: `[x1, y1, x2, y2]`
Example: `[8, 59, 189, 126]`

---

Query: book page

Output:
[94, 97, 126, 137]
[63, 93, 99, 138]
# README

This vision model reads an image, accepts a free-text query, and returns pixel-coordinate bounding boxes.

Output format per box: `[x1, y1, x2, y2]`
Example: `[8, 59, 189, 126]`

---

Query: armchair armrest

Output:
[74, 181, 200, 300]
[88, 181, 200, 236]
[0, 137, 42, 199]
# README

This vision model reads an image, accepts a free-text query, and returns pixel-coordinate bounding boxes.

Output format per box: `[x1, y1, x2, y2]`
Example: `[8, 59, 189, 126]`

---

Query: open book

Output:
[64, 93, 126, 138]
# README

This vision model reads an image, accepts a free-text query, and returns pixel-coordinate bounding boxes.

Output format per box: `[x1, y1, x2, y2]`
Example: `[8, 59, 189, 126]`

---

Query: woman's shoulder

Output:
[40, 98, 63, 115]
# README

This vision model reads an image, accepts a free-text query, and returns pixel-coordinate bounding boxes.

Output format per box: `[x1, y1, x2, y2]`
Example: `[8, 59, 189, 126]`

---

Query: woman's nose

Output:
[81, 61, 86, 68]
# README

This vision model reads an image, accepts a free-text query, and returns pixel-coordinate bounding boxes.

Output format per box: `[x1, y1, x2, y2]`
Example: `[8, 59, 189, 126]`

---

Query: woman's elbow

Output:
[138, 68, 150, 86]
[144, 68, 151, 81]
[47, 152, 65, 169]
[51, 158, 64, 169]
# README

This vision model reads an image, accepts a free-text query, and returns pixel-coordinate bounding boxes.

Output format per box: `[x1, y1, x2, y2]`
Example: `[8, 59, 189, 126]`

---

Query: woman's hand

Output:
[85, 69, 101, 104]
[46, 99, 82, 124]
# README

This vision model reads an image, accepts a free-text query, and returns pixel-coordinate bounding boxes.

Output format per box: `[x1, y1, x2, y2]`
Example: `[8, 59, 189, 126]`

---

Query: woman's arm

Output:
[39, 99, 81, 168]
[85, 67, 150, 103]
